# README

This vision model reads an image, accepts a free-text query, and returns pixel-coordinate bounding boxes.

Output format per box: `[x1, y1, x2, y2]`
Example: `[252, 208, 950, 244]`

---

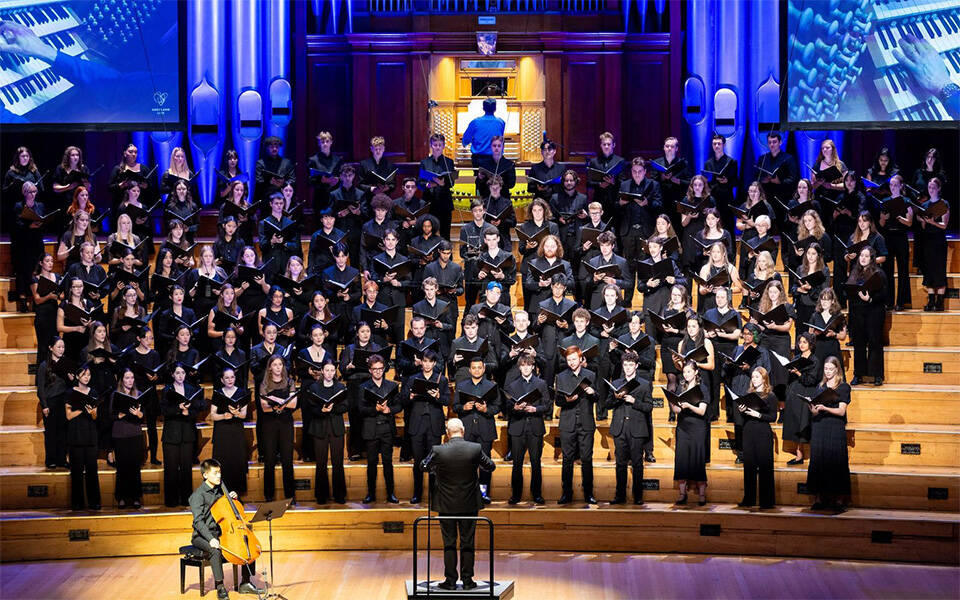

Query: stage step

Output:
[0, 503, 956, 564]
[0, 461, 957, 514]
[2, 419, 958, 469]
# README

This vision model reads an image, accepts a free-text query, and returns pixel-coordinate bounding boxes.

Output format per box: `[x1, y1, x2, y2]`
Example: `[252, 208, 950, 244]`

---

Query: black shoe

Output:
[644, 453, 656, 463]
[437, 580, 457, 591]
[349, 454, 362, 461]
[935, 295, 945, 312]
[410, 496, 421, 505]
[633, 498, 645, 506]
[150, 458, 162, 466]
[462, 580, 478, 590]
[786, 458, 804, 466]
[735, 456, 743, 464]
[924, 294, 936, 311]
[133, 500, 142, 509]
[238, 582, 263, 595]
[533, 496, 545, 505]
[504, 451, 512, 461]
[759, 504, 775, 510]
[811, 501, 826, 510]
[894, 304, 905, 312]
[585, 496, 597, 505]
[118, 500, 126, 509]
[481, 493, 492, 505]
[217, 585, 230, 599]
[557, 494, 571, 505]
[698, 497, 707, 506]
[334, 497, 346, 504]
[674, 495, 687, 505]
[874, 378, 883, 387]
[316, 497, 328, 505]
[386, 494, 399, 504]
[850, 376, 863, 386]
[89, 504, 101, 510]
[668, 414, 676, 422]
[362, 495, 375, 504]
[737, 501, 754, 508]
[609, 496, 626, 505]
[508, 496, 520, 505]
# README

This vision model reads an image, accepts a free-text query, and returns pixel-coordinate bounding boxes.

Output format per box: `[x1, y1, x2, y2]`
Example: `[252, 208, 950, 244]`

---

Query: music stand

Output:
[251, 498, 293, 600]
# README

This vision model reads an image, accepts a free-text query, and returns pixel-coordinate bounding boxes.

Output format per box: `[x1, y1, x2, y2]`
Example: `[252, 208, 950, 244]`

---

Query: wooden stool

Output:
[179, 545, 239, 596]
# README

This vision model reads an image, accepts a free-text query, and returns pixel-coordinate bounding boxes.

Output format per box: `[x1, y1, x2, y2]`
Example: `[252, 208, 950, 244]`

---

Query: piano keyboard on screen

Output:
[867, 0, 960, 121]
[0, 0, 87, 116]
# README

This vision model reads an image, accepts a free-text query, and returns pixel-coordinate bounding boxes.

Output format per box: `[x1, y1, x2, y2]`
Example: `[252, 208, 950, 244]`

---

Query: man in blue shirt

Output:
[462, 98, 506, 187]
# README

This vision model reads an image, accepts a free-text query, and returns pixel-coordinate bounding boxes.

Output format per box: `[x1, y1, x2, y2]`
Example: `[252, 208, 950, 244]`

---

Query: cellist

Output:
[188, 459, 264, 599]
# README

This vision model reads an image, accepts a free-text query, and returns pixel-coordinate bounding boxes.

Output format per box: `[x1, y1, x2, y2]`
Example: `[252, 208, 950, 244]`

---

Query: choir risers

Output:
[1, 504, 956, 564]
[0, 461, 957, 513]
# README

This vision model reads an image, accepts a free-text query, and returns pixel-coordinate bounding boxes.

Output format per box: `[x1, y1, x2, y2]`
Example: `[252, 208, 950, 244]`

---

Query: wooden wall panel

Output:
[371, 59, 411, 160]
[563, 58, 602, 160]
[623, 53, 672, 158]
[307, 60, 352, 154]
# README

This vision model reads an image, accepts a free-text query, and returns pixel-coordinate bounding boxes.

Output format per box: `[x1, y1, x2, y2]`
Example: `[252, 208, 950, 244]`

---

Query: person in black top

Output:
[454, 356, 500, 503]
[618, 158, 662, 304]
[607, 350, 654, 505]
[550, 170, 588, 259]
[32, 254, 62, 363]
[847, 246, 888, 386]
[307, 131, 344, 215]
[703, 134, 739, 231]
[112, 368, 144, 509]
[420, 418, 497, 591]
[586, 132, 625, 226]
[403, 350, 450, 504]
[339, 322, 382, 460]
[66, 365, 101, 510]
[330, 165, 367, 267]
[37, 337, 70, 469]
[210, 367, 249, 498]
[258, 192, 301, 278]
[527, 140, 564, 202]
[3, 146, 44, 203]
[259, 355, 298, 502]
[756, 131, 799, 215]
[736, 367, 778, 509]
[12, 181, 48, 312]
[671, 361, 710, 505]
[504, 354, 551, 504]
[188, 460, 261, 599]
[877, 175, 913, 310]
[306, 361, 348, 504]
[358, 136, 398, 199]
[475, 135, 516, 200]
[917, 177, 950, 311]
[555, 345, 598, 505]
[650, 136, 692, 225]
[161, 363, 203, 507]
[830, 172, 866, 304]
[360, 354, 401, 504]
[806, 356, 853, 512]
[418, 133, 457, 239]
[255, 136, 295, 202]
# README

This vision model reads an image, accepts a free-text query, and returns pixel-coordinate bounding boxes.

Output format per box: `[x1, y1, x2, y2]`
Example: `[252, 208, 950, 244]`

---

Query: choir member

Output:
[404, 350, 450, 504]
[259, 355, 298, 503]
[330, 165, 367, 267]
[735, 182, 774, 280]
[657, 284, 693, 399]
[650, 136, 692, 222]
[163, 219, 196, 270]
[107, 144, 149, 212]
[211, 367, 249, 497]
[66, 364, 101, 510]
[216, 149, 244, 203]
[358, 136, 397, 199]
[3, 146, 44, 195]
[736, 367, 777, 509]
[207, 283, 246, 350]
[865, 146, 898, 201]
[527, 139, 563, 202]
[394, 177, 428, 247]
[469, 281, 512, 358]
[911, 147, 948, 192]
[305, 361, 348, 504]
[161, 362, 203, 507]
[308, 208, 345, 276]
[126, 328, 163, 465]
[806, 356, 852, 512]
[234, 246, 270, 319]
[572, 202, 611, 298]
[482, 175, 516, 252]
[695, 242, 741, 314]
[750, 279, 795, 361]
[679, 175, 715, 270]
[259, 286, 295, 349]
[57, 277, 96, 357]
[307, 131, 343, 215]
[214, 327, 249, 392]
[360, 194, 399, 274]
[559, 308, 601, 382]
[106, 213, 146, 268]
[418, 133, 457, 239]
[830, 173, 866, 302]
[532, 273, 576, 391]
[108, 250, 147, 317]
[518, 199, 560, 306]
[459, 199, 497, 306]
[782, 332, 821, 466]
[475, 135, 516, 200]
[118, 183, 153, 243]
[57, 211, 99, 269]
[671, 360, 710, 505]
[847, 246, 887, 386]
[790, 243, 830, 330]
[340, 323, 381, 460]
[789, 210, 832, 278]
[505, 354, 550, 504]
[408, 214, 443, 294]
[160, 147, 195, 197]
[703, 134, 739, 230]
[673, 316, 716, 461]
[608, 350, 654, 505]
[692, 208, 734, 273]
[449, 313, 498, 383]
[323, 244, 362, 328]
[581, 231, 629, 310]
[37, 337, 70, 469]
[723, 324, 771, 463]
[259, 192, 301, 278]
[154, 285, 197, 360]
[549, 170, 588, 259]
[52, 146, 90, 227]
[219, 180, 257, 244]
[555, 346, 598, 505]
[877, 175, 913, 310]
[367, 229, 412, 344]
[524, 233, 573, 314]
[703, 287, 742, 424]
[618, 157, 662, 303]
[807, 289, 848, 365]
[756, 132, 799, 215]
[809, 138, 847, 207]
[13, 182, 48, 312]
[917, 177, 950, 311]
[360, 354, 400, 504]
[591, 284, 629, 408]
[501, 310, 544, 384]
[32, 254, 62, 362]
[255, 136, 296, 202]
[353, 280, 392, 344]
[455, 355, 500, 503]
[636, 236, 682, 335]
[66, 241, 108, 306]
[112, 368, 144, 508]
[585, 132, 625, 224]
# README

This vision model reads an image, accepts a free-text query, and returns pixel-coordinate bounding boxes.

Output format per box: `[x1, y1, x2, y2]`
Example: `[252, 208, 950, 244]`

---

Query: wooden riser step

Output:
[2, 421, 958, 468]
[1, 503, 956, 564]
[0, 462, 956, 513]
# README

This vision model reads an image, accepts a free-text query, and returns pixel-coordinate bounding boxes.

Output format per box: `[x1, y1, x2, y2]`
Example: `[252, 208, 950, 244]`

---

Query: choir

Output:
[9, 131, 950, 514]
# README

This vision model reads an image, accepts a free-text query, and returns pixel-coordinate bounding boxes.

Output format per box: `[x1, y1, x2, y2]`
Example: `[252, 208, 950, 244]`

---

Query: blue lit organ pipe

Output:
[231, 0, 264, 199]
[746, 0, 781, 174]
[187, 0, 226, 207]
[713, 0, 745, 177]
[263, 0, 291, 143]
[653, 0, 666, 31]
[682, 0, 713, 172]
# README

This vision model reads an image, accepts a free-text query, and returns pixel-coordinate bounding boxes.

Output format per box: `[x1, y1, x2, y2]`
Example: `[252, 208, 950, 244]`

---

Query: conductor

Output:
[421, 418, 496, 591]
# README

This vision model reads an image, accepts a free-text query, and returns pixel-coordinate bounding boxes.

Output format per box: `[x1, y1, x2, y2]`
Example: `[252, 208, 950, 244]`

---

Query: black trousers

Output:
[163, 441, 194, 507]
[853, 341, 885, 379]
[410, 429, 441, 499]
[347, 391, 365, 457]
[366, 433, 395, 497]
[68, 444, 100, 509]
[191, 535, 254, 586]
[439, 514, 477, 584]
[145, 410, 159, 462]
[560, 426, 594, 498]
[510, 432, 544, 499]
[261, 419, 296, 500]
[613, 433, 647, 500]
[882, 230, 911, 307]
[42, 395, 67, 467]
[435, 204, 453, 241]
[113, 435, 143, 503]
[313, 434, 346, 503]
[742, 422, 775, 507]
[301, 411, 315, 461]
[620, 228, 644, 305]
[464, 435, 494, 488]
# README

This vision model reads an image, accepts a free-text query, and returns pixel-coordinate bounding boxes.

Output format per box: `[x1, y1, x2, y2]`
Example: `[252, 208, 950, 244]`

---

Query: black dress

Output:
[782, 353, 821, 444]
[33, 273, 62, 363]
[673, 381, 710, 482]
[659, 307, 693, 376]
[918, 200, 948, 289]
[806, 383, 852, 497]
[809, 310, 844, 365]
[212, 387, 249, 494]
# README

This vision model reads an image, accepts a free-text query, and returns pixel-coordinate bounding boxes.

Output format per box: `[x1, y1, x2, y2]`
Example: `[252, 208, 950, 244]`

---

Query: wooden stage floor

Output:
[0, 550, 957, 600]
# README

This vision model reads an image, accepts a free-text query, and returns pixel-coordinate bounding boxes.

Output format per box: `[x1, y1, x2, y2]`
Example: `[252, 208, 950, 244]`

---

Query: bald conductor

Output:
[421, 418, 496, 591]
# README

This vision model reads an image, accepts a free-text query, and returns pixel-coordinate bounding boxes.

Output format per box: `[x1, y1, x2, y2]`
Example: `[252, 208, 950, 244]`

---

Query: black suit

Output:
[555, 367, 598, 500]
[403, 371, 451, 499]
[504, 375, 551, 500]
[360, 379, 401, 499]
[454, 378, 500, 490]
[607, 376, 654, 501]
[421, 437, 496, 585]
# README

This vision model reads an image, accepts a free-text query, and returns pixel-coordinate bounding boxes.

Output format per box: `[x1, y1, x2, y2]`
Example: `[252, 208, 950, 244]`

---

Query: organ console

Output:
[0, 0, 88, 117]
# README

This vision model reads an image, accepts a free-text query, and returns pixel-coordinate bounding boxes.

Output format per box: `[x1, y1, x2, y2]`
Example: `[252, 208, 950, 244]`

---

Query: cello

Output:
[210, 482, 262, 565]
